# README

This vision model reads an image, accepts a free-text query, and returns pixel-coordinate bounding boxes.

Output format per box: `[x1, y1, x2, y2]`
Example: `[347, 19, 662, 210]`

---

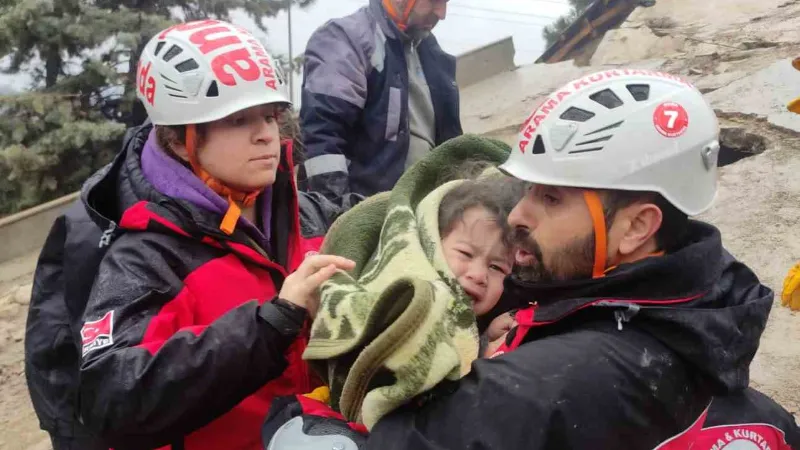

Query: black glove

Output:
[262, 395, 368, 450]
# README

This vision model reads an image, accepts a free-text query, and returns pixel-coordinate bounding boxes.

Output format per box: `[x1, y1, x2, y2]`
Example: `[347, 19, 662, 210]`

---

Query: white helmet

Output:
[136, 19, 290, 126]
[500, 69, 720, 216]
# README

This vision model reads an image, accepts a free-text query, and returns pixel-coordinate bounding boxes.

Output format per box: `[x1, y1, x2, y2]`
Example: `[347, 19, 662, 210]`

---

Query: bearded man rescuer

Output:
[260, 70, 800, 449]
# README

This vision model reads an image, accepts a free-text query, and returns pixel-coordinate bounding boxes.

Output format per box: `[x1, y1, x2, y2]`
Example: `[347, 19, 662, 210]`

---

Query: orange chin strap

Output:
[383, 0, 417, 31]
[582, 190, 608, 279]
[185, 124, 260, 235]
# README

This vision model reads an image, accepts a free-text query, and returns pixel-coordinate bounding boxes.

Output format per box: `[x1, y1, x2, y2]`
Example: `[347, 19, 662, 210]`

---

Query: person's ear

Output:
[615, 203, 663, 256]
[170, 139, 191, 163]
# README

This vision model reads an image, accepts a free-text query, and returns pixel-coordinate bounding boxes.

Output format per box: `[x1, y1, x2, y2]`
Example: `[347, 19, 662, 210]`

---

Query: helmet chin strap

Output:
[582, 190, 608, 279]
[185, 124, 261, 235]
[383, 0, 417, 31]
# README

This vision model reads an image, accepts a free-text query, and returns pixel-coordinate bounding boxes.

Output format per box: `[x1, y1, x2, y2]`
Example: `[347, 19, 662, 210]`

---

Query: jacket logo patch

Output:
[98, 221, 116, 248]
[81, 311, 115, 357]
[655, 405, 792, 450]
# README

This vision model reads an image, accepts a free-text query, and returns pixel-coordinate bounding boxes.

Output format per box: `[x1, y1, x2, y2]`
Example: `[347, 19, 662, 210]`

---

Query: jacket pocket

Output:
[385, 87, 401, 142]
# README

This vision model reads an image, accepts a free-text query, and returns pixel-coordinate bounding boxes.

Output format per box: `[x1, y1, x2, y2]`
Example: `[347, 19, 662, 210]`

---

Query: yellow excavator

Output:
[782, 58, 800, 311]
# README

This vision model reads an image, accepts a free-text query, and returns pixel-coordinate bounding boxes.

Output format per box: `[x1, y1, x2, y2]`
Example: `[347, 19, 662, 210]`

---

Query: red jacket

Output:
[66, 123, 356, 449]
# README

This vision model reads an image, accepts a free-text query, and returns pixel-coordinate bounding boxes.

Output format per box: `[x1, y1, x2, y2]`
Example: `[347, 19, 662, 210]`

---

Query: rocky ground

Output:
[0, 253, 48, 450]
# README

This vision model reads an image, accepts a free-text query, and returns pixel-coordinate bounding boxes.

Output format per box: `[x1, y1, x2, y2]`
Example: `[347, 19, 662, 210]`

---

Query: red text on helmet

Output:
[247, 39, 278, 91]
[137, 61, 156, 106]
[518, 69, 693, 154]
[159, 19, 277, 90]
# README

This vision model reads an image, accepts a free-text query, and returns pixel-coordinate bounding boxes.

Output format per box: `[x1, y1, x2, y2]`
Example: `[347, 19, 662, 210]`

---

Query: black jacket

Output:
[24, 123, 363, 449]
[346, 221, 798, 449]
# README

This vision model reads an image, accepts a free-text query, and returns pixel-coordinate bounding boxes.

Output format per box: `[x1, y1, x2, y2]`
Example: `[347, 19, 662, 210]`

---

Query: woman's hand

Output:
[279, 255, 355, 318]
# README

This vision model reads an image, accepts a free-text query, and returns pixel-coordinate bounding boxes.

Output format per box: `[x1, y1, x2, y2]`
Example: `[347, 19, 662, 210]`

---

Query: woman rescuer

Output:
[70, 20, 356, 449]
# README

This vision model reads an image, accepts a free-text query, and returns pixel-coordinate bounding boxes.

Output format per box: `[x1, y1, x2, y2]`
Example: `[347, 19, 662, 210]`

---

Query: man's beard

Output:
[405, 11, 438, 39]
[512, 228, 596, 283]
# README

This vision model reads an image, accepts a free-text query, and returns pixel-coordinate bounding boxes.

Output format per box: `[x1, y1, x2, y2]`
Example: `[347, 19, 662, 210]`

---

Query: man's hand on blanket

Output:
[262, 394, 368, 450]
[279, 255, 355, 318]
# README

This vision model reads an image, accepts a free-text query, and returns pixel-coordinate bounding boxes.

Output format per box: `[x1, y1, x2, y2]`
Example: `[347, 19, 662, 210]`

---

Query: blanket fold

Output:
[303, 134, 512, 429]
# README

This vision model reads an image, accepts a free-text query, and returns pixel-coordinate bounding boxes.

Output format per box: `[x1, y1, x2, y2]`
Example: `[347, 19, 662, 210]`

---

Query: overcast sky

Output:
[0, 0, 571, 97]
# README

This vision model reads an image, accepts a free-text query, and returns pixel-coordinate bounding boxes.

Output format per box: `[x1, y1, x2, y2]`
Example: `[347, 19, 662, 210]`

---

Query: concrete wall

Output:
[0, 193, 78, 264]
[455, 37, 516, 88]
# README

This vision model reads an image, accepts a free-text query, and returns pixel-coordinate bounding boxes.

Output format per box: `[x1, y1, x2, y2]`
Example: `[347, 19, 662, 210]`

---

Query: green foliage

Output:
[0, 0, 314, 216]
[0, 93, 126, 214]
[542, 0, 596, 49]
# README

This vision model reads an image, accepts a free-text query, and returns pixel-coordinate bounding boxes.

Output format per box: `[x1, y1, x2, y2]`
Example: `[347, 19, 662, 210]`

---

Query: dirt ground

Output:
[0, 253, 49, 450]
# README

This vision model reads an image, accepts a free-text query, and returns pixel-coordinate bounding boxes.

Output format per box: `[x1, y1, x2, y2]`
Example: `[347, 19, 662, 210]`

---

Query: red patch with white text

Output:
[653, 102, 689, 138]
[81, 311, 115, 357]
[655, 405, 792, 450]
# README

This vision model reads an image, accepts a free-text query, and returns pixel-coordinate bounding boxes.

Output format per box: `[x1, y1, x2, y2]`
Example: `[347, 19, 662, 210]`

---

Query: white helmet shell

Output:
[500, 69, 720, 216]
[136, 20, 290, 126]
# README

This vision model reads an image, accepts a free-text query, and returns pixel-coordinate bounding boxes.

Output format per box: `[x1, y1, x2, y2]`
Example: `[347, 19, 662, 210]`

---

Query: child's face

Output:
[441, 206, 514, 316]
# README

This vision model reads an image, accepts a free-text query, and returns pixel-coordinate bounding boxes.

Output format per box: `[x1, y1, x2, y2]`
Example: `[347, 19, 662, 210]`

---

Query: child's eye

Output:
[264, 114, 277, 123]
[458, 250, 472, 258]
[490, 264, 509, 274]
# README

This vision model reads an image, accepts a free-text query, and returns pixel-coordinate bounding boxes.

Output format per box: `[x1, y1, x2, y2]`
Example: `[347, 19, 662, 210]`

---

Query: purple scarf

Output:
[140, 129, 272, 247]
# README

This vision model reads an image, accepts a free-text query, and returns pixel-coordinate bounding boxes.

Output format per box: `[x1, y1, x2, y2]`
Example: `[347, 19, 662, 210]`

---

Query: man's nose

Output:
[434, 2, 447, 21]
[508, 201, 536, 231]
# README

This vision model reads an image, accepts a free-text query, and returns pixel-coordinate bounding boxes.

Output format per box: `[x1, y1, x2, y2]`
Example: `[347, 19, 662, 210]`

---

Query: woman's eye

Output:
[543, 194, 559, 206]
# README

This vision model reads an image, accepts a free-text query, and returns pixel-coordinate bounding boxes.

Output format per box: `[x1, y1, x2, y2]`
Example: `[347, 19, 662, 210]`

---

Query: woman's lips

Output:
[250, 154, 278, 161]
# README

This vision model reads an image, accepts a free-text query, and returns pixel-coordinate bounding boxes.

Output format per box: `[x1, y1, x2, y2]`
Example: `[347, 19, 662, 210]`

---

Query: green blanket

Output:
[303, 134, 512, 429]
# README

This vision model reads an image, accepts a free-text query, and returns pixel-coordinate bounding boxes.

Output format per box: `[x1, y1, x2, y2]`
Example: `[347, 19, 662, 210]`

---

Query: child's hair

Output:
[438, 171, 527, 250]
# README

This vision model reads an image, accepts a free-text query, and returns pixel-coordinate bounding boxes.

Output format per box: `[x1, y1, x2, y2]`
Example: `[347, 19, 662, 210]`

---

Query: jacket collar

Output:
[370, 0, 420, 42]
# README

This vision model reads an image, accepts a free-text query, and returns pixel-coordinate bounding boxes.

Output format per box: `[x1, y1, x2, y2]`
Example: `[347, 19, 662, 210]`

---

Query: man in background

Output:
[299, 0, 462, 200]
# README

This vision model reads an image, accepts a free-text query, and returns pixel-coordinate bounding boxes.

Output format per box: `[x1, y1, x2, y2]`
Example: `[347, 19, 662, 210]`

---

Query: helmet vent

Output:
[168, 93, 188, 99]
[575, 135, 612, 146]
[627, 84, 650, 101]
[590, 89, 623, 109]
[154, 41, 166, 57]
[175, 58, 199, 73]
[206, 80, 219, 98]
[163, 45, 184, 62]
[560, 107, 595, 122]
[584, 120, 624, 136]
[569, 147, 604, 154]
[532, 135, 546, 155]
[160, 73, 176, 84]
